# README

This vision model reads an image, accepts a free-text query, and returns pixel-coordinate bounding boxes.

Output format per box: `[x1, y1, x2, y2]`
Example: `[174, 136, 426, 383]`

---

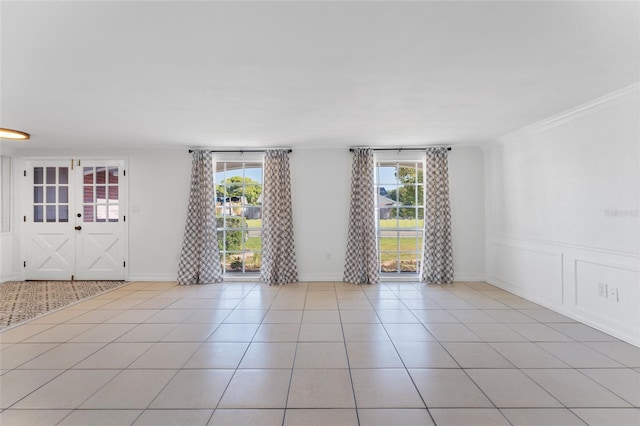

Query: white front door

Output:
[25, 159, 127, 280]
[25, 161, 75, 280]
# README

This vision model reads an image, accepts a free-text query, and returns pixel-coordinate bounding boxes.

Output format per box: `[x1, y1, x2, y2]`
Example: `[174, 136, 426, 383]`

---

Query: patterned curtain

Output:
[177, 150, 223, 285]
[421, 147, 454, 284]
[343, 148, 379, 284]
[260, 149, 299, 285]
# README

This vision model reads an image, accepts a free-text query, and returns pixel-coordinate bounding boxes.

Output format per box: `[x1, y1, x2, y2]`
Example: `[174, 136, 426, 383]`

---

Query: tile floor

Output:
[0, 281, 638, 426]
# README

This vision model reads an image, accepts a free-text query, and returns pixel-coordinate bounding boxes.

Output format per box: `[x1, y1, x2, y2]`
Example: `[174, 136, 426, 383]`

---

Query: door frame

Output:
[21, 156, 128, 281]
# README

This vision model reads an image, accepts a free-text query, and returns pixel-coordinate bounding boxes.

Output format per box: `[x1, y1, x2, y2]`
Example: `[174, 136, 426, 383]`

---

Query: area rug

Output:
[0, 280, 128, 330]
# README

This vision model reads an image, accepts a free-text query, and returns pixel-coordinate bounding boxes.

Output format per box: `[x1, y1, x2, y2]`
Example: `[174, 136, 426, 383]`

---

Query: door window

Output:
[33, 166, 70, 223]
[83, 166, 119, 222]
[214, 161, 263, 273]
[375, 161, 424, 274]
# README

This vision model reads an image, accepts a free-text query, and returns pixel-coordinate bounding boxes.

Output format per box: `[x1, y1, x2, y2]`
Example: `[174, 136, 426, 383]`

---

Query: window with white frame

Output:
[214, 160, 263, 273]
[374, 160, 424, 273]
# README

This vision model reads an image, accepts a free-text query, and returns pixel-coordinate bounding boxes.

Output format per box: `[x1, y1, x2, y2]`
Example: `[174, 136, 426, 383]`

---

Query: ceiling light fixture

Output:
[0, 128, 30, 140]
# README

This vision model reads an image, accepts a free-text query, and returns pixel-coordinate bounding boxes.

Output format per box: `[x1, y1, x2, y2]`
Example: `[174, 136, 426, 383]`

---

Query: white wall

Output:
[485, 85, 640, 345]
[127, 149, 191, 281]
[449, 146, 485, 280]
[291, 149, 351, 281]
[3, 146, 485, 283]
[0, 234, 15, 281]
[0, 147, 17, 281]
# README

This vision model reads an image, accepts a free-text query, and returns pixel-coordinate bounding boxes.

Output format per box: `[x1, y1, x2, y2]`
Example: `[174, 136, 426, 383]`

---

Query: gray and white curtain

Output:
[260, 149, 298, 285]
[421, 147, 454, 284]
[343, 148, 379, 284]
[177, 150, 223, 285]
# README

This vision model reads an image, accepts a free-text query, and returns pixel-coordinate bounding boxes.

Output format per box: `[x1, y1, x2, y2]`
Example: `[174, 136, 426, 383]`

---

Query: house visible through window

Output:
[214, 161, 263, 273]
[375, 161, 424, 273]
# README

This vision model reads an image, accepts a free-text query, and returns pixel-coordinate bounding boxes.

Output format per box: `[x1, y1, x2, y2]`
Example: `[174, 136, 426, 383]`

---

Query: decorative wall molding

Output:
[498, 83, 640, 144]
[486, 273, 639, 347]
[486, 234, 640, 346]
[487, 239, 563, 304]
[488, 233, 640, 259]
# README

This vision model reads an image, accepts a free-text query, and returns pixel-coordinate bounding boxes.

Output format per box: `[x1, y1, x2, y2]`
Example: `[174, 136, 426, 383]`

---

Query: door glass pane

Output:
[96, 167, 106, 184]
[376, 160, 424, 275]
[59, 206, 69, 222]
[243, 163, 263, 184]
[108, 167, 118, 184]
[59, 187, 69, 203]
[243, 184, 261, 206]
[108, 205, 119, 222]
[397, 207, 418, 223]
[34, 206, 43, 222]
[376, 164, 399, 185]
[59, 167, 69, 184]
[84, 186, 94, 203]
[380, 253, 398, 272]
[84, 167, 94, 184]
[215, 160, 263, 274]
[217, 231, 224, 252]
[84, 205, 94, 222]
[34, 167, 44, 185]
[379, 230, 398, 239]
[96, 205, 107, 222]
[34, 187, 43, 203]
[226, 253, 243, 272]
[108, 186, 118, 201]
[399, 256, 418, 272]
[46, 186, 56, 203]
[46, 167, 56, 184]
[379, 235, 399, 251]
[46, 205, 56, 222]
[245, 206, 261, 221]
[96, 186, 106, 202]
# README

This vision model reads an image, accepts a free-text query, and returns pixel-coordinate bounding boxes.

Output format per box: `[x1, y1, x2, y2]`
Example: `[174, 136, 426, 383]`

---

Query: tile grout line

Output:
[337, 281, 362, 426]
[281, 282, 308, 426]
[369, 283, 438, 425]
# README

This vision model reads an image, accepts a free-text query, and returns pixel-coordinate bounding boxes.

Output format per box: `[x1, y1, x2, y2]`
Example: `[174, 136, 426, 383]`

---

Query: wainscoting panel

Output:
[487, 235, 640, 346]
[487, 240, 563, 304]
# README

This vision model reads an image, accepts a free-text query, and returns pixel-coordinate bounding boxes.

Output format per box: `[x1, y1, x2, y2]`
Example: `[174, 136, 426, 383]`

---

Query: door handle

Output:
[74, 226, 82, 231]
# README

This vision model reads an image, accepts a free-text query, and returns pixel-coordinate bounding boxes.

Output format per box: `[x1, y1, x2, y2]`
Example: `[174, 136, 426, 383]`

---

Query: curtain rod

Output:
[188, 149, 292, 154]
[349, 147, 451, 152]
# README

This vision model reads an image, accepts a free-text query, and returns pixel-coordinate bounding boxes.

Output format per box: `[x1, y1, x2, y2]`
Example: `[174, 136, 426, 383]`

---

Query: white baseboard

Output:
[298, 272, 486, 283]
[0, 273, 19, 283]
[124, 272, 486, 285]
[486, 234, 640, 347]
[127, 273, 177, 282]
[298, 272, 344, 282]
[486, 275, 640, 348]
[454, 272, 486, 282]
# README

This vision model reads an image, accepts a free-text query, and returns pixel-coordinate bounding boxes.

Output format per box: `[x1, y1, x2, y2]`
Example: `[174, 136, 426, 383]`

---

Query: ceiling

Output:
[1, 1, 638, 152]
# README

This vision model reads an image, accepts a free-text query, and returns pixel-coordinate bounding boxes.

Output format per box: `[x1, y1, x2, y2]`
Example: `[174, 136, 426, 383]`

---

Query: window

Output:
[33, 166, 70, 223]
[83, 166, 120, 223]
[214, 161, 263, 273]
[375, 161, 424, 273]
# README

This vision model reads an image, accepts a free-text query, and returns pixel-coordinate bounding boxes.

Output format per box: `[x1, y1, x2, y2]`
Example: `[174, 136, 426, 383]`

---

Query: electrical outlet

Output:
[608, 287, 619, 302]
[598, 282, 608, 298]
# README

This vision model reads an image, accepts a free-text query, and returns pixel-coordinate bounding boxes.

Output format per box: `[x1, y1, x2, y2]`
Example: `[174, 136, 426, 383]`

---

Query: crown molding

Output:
[497, 82, 640, 145]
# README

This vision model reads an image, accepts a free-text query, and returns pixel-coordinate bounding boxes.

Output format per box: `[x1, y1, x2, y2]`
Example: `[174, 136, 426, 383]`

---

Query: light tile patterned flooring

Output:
[0, 281, 638, 426]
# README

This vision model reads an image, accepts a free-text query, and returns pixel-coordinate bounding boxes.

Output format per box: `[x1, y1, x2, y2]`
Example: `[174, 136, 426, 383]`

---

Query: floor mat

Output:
[0, 280, 128, 329]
